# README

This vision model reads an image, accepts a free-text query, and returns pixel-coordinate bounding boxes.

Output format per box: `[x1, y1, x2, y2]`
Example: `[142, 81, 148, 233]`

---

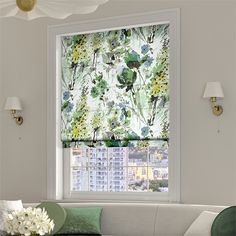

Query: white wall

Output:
[0, 17, 3, 199]
[0, 0, 236, 205]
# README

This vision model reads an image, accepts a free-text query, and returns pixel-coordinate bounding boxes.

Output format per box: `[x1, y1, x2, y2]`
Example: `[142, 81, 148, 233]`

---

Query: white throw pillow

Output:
[0, 200, 23, 232]
[184, 211, 218, 236]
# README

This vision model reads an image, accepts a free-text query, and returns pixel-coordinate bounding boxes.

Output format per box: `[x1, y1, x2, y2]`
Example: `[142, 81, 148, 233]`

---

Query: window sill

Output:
[43, 198, 173, 204]
[45, 191, 179, 204]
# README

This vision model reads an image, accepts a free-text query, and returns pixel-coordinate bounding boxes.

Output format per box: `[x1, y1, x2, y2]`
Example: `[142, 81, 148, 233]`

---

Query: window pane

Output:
[108, 147, 127, 168]
[88, 148, 108, 167]
[128, 147, 148, 167]
[70, 143, 168, 193]
[71, 167, 89, 191]
[128, 166, 148, 192]
[149, 179, 168, 192]
[149, 146, 168, 164]
[89, 167, 108, 191]
[109, 167, 126, 192]
[71, 148, 88, 167]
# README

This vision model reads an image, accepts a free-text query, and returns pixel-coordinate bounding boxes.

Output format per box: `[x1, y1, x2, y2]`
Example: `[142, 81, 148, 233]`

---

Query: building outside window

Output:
[70, 144, 168, 193]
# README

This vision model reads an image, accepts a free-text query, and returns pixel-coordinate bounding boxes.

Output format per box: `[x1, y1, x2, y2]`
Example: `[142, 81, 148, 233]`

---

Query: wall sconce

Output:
[4, 97, 23, 125]
[203, 82, 224, 116]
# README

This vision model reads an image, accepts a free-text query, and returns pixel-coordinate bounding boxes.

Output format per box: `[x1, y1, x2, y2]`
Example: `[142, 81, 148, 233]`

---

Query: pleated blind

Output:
[60, 23, 170, 148]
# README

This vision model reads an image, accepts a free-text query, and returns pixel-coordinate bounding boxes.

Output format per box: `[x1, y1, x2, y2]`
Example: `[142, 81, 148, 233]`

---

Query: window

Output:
[47, 9, 180, 202]
[69, 143, 168, 193]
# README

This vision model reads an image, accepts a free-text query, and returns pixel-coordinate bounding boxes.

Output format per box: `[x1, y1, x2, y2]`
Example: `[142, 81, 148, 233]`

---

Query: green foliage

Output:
[61, 24, 170, 146]
[90, 73, 108, 99]
[117, 68, 137, 92]
[149, 179, 168, 192]
[124, 51, 141, 69]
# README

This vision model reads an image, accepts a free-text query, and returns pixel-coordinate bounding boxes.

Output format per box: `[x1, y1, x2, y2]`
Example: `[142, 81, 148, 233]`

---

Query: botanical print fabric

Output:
[61, 23, 170, 148]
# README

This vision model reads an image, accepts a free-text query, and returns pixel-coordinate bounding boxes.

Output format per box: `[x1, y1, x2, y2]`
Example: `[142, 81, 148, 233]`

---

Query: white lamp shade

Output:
[203, 82, 224, 98]
[4, 97, 23, 110]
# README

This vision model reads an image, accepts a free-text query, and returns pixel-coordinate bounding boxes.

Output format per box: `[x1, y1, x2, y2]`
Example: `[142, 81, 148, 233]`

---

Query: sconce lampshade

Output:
[4, 97, 23, 111]
[203, 82, 224, 98]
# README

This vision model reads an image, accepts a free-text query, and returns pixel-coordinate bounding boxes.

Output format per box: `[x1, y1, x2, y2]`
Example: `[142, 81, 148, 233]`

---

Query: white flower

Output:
[3, 207, 54, 236]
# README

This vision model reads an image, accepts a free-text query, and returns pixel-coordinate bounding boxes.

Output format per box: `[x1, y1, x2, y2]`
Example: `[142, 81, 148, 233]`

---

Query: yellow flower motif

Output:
[92, 112, 102, 129]
[151, 83, 161, 96]
[71, 39, 88, 63]
[160, 83, 168, 93]
[72, 48, 80, 63]
[137, 140, 149, 148]
[157, 75, 167, 83]
[151, 74, 169, 97]
[92, 34, 102, 50]
[72, 126, 80, 139]
[72, 123, 87, 140]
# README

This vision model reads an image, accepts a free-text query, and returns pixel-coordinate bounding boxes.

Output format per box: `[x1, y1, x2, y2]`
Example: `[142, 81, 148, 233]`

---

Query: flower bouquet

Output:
[3, 207, 54, 236]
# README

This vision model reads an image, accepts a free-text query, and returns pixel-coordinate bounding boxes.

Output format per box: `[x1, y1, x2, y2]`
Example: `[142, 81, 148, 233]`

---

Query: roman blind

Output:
[61, 23, 170, 148]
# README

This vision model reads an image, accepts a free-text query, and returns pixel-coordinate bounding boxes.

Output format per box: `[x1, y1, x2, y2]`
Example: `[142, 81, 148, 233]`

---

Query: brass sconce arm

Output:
[210, 97, 223, 116]
[11, 110, 24, 125]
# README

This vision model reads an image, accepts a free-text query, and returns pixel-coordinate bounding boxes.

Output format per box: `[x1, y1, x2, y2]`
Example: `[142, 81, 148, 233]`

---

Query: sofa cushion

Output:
[211, 206, 236, 236]
[36, 202, 67, 235]
[57, 207, 102, 235]
[183, 211, 218, 236]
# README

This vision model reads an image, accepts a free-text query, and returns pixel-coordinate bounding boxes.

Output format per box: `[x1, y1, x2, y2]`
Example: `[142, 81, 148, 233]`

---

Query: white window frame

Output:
[47, 9, 180, 202]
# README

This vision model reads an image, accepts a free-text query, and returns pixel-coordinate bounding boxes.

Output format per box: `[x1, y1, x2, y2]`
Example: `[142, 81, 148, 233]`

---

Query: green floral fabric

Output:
[57, 208, 102, 235]
[61, 24, 170, 147]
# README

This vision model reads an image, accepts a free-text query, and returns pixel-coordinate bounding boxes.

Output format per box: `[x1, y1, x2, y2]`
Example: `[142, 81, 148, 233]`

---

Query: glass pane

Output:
[128, 147, 148, 166]
[148, 179, 168, 192]
[71, 167, 89, 191]
[148, 145, 168, 165]
[71, 148, 88, 167]
[69, 143, 169, 193]
[154, 165, 168, 178]
[89, 167, 108, 191]
[108, 147, 127, 168]
[128, 166, 148, 192]
[108, 167, 126, 192]
[88, 148, 108, 167]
